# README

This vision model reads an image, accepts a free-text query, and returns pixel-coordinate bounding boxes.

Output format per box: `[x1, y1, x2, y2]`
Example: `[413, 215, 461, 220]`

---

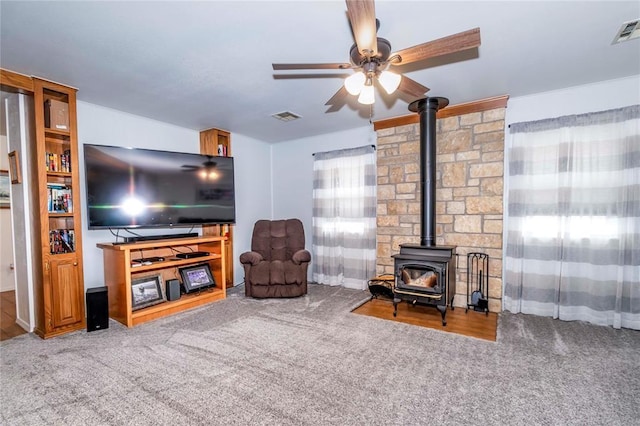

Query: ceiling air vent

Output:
[612, 19, 640, 44]
[271, 111, 302, 122]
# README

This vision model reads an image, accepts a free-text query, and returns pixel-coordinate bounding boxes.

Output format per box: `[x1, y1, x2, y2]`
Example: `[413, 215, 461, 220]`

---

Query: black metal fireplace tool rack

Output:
[466, 252, 489, 315]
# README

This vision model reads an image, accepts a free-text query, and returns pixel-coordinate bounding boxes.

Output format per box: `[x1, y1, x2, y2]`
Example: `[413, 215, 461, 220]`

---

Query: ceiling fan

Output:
[272, 0, 481, 111]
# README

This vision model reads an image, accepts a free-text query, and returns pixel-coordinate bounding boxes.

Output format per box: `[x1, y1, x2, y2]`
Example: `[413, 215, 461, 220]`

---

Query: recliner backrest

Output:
[251, 219, 305, 262]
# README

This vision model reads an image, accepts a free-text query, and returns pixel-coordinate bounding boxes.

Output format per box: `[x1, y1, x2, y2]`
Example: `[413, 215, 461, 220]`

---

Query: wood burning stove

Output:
[393, 245, 456, 326]
[391, 96, 457, 326]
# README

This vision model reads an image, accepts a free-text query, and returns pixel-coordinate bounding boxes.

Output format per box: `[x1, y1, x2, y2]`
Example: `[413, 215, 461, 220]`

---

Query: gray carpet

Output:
[1, 284, 638, 426]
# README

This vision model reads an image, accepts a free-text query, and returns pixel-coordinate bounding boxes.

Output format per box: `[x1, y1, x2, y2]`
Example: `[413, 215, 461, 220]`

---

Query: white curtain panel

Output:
[312, 145, 376, 290]
[504, 105, 640, 329]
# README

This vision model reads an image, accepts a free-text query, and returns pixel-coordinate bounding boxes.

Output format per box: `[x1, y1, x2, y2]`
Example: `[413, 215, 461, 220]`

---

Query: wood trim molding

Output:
[373, 95, 509, 131]
[0, 68, 34, 93]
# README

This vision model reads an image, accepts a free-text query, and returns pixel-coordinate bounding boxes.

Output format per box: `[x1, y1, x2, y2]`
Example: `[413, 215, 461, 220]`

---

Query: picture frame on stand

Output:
[131, 274, 164, 311]
[179, 263, 216, 293]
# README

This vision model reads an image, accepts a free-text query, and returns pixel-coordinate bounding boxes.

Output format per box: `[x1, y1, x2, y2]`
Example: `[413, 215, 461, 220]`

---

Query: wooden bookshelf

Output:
[32, 78, 86, 338]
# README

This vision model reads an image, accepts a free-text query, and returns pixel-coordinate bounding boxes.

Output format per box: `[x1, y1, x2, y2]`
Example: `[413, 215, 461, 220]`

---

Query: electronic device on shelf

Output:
[83, 144, 236, 229]
[178, 263, 216, 294]
[131, 256, 165, 263]
[175, 251, 210, 259]
[116, 233, 199, 244]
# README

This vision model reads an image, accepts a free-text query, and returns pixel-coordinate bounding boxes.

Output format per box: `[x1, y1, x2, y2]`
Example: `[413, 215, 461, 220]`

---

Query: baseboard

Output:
[14, 316, 31, 333]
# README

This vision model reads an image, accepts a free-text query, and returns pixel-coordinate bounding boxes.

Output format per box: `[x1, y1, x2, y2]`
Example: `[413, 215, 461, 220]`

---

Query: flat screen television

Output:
[83, 144, 236, 229]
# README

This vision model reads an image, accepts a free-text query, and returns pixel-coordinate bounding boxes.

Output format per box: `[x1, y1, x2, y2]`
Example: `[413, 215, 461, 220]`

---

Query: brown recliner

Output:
[240, 219, 311, 298]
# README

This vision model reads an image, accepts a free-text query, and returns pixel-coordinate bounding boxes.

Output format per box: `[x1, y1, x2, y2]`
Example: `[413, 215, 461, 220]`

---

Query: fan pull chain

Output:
[369, 104, 373, 124]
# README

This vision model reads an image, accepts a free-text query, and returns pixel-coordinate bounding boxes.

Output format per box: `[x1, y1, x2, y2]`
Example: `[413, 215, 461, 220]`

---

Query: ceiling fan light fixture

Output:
[273, 3, 482, 114]
[378, 70, 402, 94]
[344, 71, 366, 95]
[358, 84, 375, 105]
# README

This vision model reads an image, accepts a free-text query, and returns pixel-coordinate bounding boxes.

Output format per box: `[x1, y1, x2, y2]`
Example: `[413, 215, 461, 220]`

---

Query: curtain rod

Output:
[312, 144, 376, 156]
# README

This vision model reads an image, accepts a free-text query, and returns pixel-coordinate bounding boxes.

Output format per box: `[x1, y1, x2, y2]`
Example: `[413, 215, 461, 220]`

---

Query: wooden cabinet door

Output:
[49, 257, 83, 328]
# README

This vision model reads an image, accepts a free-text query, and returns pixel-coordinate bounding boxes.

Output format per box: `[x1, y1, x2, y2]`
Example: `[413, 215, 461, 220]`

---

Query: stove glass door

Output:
[396, 263, 443, 294]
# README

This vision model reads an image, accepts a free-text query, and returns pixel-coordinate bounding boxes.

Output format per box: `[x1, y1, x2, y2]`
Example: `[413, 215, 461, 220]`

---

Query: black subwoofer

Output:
[86, 286, 109, 332]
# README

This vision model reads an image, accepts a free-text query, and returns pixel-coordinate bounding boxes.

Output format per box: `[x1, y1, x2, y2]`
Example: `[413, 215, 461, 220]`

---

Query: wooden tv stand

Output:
[97, 236, 226, 327]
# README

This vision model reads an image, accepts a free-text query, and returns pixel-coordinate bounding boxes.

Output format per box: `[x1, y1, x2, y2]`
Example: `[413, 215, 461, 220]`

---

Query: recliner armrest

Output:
[240, 251, 263, 265]
[292, 249, 311, 265]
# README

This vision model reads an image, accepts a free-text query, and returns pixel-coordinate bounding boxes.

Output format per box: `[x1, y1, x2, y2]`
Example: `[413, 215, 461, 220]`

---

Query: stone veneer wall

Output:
[376, 107, 505, 312]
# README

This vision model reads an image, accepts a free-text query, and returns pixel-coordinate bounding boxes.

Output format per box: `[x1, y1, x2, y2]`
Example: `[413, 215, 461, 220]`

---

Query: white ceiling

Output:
[1, 1, 639, 143]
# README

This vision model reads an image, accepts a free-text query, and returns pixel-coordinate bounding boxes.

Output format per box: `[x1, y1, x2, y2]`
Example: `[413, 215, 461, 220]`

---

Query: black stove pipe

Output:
[408, 97, 449, 247]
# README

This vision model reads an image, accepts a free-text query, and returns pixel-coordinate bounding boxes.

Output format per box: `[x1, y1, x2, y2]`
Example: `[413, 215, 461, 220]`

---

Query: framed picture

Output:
[131, 274, 164, 311]
[0, 170, 9, 209]
[179, 263, 216, 293]
[8, 151, 20, 184]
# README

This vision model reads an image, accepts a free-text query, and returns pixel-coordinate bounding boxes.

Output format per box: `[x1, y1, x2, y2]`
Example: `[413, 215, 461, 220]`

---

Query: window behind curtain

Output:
[312, 145, 376, 290]
[504, 105, 640, 329]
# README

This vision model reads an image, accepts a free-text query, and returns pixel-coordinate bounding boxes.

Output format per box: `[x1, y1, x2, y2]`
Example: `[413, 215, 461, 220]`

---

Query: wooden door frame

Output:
[0, 68, 35, 332]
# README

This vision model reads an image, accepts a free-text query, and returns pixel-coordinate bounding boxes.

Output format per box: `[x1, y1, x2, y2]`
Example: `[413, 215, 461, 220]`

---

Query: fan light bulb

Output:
[378, 70, 402, 94]
[358, 84, 375, 105]
[344, 71, 366, 95]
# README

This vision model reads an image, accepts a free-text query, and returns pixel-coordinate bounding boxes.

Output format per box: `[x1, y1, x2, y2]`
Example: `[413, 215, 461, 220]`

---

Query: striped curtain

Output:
[312, 145, 377, 290]
[503, 105, 640, 329]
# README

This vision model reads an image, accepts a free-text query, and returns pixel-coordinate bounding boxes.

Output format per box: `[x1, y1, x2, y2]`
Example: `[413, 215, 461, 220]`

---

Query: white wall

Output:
[230, 133, 272, 284]
[505, 75, 640, 125]
[270, 126, 377, 257]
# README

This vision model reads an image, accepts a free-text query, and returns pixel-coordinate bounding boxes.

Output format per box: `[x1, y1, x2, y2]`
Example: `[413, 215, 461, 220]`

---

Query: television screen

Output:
[83, 144, 236, 229]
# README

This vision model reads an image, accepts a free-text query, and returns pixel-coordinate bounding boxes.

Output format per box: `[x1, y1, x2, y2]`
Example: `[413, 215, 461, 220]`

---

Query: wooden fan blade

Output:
[273, 63, 352, 70]
[391, 28, 481, 66]
[325, 86, 349, 112]
[396, 75, 430, 99]
[346, 0, 378, 57]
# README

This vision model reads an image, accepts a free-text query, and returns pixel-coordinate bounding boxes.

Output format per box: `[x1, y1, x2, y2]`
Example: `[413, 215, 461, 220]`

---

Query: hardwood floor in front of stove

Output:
[353, 297, 497, 341]
[0, 290, 28, 341]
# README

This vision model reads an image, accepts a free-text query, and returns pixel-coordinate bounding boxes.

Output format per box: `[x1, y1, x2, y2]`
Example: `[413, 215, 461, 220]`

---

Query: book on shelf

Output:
[49, 229, 75, 254]
[217, 144, 227, 156]
[61, 149, 71, 172]
[45, 150, 71, 173]
[47, 183, 72, 213]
